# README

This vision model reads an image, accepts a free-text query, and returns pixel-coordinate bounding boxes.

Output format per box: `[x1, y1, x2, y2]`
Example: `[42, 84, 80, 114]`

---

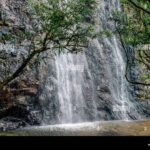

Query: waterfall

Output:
[54, 52, 97, 123]
[38, 0, 142, 125]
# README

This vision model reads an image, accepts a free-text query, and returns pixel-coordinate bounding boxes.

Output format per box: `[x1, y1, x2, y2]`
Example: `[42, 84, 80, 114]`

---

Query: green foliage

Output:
[0, 33, 14, 42]
[98, 29, 112, 37]
[28, 0, 96, 54]
[140, 73, 150, 81]
[113, 5, 150, 47]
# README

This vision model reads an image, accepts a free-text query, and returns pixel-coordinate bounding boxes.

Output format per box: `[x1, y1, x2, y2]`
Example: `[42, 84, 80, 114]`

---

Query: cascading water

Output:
[38, 0, 143, 125]
[55, 52, 97, 123]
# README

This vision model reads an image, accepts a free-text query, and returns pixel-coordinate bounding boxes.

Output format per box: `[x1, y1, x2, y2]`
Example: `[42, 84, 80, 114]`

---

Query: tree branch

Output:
[116, 25, 150, 86]
[128, 0, 150, 15]
[0, 46, 49, 90]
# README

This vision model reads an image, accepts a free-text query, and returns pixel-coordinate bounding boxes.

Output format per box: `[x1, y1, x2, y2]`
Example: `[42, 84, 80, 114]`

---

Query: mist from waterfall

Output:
[39, 0, 143, 125]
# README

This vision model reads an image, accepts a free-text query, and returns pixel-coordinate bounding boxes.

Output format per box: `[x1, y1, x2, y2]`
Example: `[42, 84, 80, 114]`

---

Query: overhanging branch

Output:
[128, 0, 150, 15]
[116, 25, 150, 86]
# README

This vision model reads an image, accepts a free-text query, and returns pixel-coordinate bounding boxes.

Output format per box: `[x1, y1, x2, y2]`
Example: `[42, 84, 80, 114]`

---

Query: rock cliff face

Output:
[0, 0, 41, 130]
